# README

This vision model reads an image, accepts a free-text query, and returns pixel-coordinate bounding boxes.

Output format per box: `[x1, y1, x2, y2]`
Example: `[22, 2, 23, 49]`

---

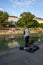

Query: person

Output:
[24, 26, 30, 47]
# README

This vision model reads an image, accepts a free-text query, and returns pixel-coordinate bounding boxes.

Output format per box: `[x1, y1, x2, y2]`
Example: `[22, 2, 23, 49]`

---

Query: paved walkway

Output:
[0, 41, 43, 65]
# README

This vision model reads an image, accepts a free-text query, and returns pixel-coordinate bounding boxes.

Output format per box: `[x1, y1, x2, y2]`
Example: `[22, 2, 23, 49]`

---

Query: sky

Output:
[0, 0, 43, 18]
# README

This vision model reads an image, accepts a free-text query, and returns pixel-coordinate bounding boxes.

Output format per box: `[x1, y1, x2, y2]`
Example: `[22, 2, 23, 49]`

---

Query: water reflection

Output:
[31, 35, 43, 42]
[0, 35, 19, 49]
[0, 34, 43, 50]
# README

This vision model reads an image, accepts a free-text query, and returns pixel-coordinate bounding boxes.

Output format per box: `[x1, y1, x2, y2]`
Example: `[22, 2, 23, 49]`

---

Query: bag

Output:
[26, 45, 39, 53]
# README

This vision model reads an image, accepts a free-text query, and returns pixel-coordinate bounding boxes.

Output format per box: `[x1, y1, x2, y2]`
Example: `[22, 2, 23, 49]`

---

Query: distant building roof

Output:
[8, 16, 19, 22]
[9, 16, 18, 18]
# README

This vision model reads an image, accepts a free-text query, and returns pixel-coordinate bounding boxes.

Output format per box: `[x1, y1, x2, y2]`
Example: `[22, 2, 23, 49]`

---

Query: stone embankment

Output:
[0, 28, 43, 35]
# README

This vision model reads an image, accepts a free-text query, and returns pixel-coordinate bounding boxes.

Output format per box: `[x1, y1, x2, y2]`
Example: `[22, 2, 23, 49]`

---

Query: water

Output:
[0, 35, 20, 50]
[0, 34, 43, 50]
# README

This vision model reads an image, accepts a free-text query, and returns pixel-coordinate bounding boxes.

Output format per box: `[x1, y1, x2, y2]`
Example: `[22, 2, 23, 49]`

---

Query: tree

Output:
[0, 11, 3, 16]
[30, 20, 39, 28]
[0, 11, 9, 28]
[39, 23, 43, 28]
[18, 12, 35, 27]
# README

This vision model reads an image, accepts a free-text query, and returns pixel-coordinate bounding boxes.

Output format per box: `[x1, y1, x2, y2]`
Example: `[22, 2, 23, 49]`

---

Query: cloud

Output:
[0, 8, 3, 11]
[8, 0, 14, 2]
[9, 0, 35, 3]
[9, 0, 36, 11]
[8, 8, 19, 16]
[8, 0, 36, 17]
[8, 0, 36, 10]
[8, 0, 35, 7]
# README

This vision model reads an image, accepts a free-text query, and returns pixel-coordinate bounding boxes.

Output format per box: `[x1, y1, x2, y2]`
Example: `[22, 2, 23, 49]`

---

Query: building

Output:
[8, 16, 19, 26]
[8, 16, 19, 22]
[34, 17, 43, 23]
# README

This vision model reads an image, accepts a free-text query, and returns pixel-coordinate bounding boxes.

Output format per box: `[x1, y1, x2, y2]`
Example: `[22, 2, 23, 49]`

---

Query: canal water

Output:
[0, 34, 43, 50]
[0, 34, 20, 50]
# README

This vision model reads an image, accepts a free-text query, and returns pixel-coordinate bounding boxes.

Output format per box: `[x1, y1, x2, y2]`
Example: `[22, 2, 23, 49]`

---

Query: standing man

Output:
[24, 27, 30, 47]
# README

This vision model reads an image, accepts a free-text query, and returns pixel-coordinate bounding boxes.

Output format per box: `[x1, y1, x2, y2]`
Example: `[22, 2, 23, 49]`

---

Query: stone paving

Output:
[0, 41, 43, 65]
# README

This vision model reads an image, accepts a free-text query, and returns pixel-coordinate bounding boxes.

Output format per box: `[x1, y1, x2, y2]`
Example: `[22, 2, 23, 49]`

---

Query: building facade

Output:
[34, 17, 43, 23]
[8, 16, 19, 22]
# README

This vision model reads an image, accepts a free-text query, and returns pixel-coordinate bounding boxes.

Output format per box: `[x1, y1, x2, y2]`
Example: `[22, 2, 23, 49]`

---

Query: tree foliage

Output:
[39, 23, 43, 28]
[18, 12, 39, 28]
[0, 11, 9, 27]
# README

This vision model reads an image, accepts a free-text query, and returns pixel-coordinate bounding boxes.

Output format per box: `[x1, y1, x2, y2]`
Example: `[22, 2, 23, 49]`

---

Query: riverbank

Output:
[0, 28, 43, 35]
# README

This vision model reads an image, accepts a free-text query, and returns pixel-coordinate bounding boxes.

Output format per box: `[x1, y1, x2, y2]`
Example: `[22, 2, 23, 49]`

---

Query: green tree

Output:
[0, 11, 9, 28]
[0, 11, 3, 16]
[39, 23, 43, 28]
[18, 12, 35, 27]
[18, 12, 39, 28]
[30, 20, 39, 28]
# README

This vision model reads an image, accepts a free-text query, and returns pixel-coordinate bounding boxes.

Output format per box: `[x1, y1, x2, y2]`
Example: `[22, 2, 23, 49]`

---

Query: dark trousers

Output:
[25, 36, 29, 47]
